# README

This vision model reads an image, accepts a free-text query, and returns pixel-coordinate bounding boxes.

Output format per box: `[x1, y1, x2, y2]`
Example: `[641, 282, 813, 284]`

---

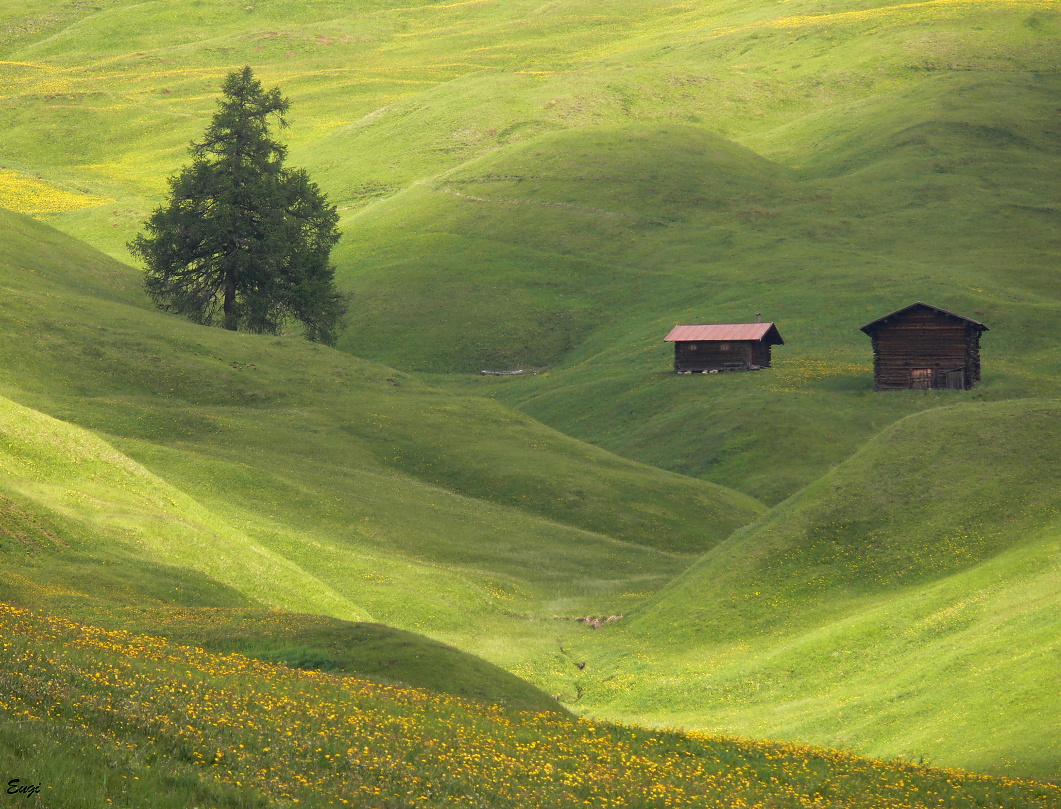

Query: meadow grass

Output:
[0, 204, 759, 721]
[337, 81, 1061, 500]
[1, 601, 1057, 809]
[630, 399, 1061, 640]
[555, 401, 1061, 778]
[0, 0, 1057, 500]
[0, 204, 758, 614]
[0, 0, 1059, 789]
[0, 560, 564, 712]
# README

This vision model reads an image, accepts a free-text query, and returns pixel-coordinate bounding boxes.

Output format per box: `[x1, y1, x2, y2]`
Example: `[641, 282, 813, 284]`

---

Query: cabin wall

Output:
[964, 324, 982, 385]
[754, 343, 773, 368]
[674, 341, 757, 371]
[869, 310, 981, 390]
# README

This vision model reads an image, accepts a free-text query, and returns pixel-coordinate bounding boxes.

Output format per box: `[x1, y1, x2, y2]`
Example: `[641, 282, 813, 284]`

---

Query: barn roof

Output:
[664, 323, 784, 344]
[860, 302, 989, 334]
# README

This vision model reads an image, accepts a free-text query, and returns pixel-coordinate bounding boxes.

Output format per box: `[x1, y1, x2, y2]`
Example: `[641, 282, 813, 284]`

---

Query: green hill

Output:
[331, 70, 1061, 501]
[574, 400, 1061, 777]
[3, 564, 564, 712]
[629, 399, 1061, 640]
[331, 123, 791, 372]
[0, 203, 763, 709]
[0, 204, 760, 595]
[2, 603, 1057, 809]
[0, 0, 1059, 789]
[1, 0, 1058, 502]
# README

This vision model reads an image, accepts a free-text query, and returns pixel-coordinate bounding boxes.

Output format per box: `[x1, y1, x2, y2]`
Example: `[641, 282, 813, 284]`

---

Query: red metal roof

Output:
[664, 323, 783, 344]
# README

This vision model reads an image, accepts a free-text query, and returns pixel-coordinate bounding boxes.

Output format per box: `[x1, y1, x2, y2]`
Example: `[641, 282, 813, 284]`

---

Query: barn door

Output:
[910, 368, 932, 389]
[945, 368, 965, 390]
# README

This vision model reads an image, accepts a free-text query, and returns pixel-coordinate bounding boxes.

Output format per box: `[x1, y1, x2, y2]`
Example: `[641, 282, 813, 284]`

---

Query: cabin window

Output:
[688, 343, 698, 351]
[719, 342, 730, 351]
[910, 368, 932, 389]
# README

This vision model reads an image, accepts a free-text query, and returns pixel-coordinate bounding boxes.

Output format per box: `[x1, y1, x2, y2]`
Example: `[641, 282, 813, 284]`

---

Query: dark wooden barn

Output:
[664, 322, 784, 373]
[860, 302, 988, 391]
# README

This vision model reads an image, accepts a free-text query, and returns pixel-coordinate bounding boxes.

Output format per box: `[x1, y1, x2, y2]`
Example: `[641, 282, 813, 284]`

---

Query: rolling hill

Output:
[573, 400, 1061, 777]
[0, 203, 762, 711]
[331, 70, 1061, 500]
[0, 0, 1057, 502]
[0, 0, 1059, 792]
[6, 602, 1057, 808]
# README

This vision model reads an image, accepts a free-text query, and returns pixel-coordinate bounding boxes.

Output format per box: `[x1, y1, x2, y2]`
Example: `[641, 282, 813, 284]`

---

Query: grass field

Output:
[3, 0, 1053, 501]
[0, 203, 759, 638]
[570, 401, 1061, 776]
[2, 602, 1058, 808]
[0, 0, 1059, 798]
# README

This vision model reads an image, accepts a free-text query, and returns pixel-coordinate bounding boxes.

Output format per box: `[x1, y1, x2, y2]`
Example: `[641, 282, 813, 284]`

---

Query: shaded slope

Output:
[627, 399, 1061, 640]
[4, 602, 1056, 809]
[333, 124, 791, 372]
[563, 400, 1061, 778]
[0, 205, 767, 701]
[1, 562, 564, 712]
[0, 394, 364, 618]
[0, 401, 562, 711]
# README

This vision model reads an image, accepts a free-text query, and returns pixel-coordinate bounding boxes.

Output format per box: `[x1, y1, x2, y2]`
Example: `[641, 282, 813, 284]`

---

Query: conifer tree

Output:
[130, 66, 346, 344]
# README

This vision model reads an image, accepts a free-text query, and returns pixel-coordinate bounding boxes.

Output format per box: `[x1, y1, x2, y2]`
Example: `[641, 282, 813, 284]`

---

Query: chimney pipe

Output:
[755, 312, 761, 323]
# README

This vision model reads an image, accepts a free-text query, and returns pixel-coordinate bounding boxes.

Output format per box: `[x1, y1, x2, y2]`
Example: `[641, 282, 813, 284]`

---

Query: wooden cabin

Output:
[664, 322, 784, 373]
[860, 302, 988, 391]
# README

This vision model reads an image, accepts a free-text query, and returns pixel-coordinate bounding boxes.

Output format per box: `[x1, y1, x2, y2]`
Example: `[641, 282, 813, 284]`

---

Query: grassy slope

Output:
[2, 603, 1057, 809]
[0, 327, 564, 711]
[334, 68, 1061, 502]
[631, 400, 1061, 639]
[0, 0, 1057, 505]
[0, 205, 760, 597]
[0, 204, 763, 707]
[0, 0, 1059, 784]
[3, 569, 565, 712]
[565, 401, 1061, 777]
[328, 4, 1059, 501]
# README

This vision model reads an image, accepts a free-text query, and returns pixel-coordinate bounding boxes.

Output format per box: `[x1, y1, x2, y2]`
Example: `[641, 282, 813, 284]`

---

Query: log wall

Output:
[754, 343, 774, 368]
[674, 341, 770, 372]
[869, 309, 982, 390]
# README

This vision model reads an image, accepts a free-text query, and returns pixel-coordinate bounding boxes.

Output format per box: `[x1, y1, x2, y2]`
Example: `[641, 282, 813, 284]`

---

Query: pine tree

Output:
[130, 67, 346, 345]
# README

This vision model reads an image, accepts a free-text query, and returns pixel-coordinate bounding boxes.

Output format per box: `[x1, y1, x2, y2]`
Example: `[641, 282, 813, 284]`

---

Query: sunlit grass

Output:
[0, 169, 111, 213]
[0, 0, 1059, 789]
[2, 602, 1057, 809]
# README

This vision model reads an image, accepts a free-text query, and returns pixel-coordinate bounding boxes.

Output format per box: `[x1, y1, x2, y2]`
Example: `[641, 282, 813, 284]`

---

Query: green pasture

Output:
[338, 72, 1061, 500]
[0, 202, 763, 586]
[0, 204, 757, 711]
[558, 401, 1061, 776]
[0, 0, 1059, 791]
[5, 604, 1058, 808]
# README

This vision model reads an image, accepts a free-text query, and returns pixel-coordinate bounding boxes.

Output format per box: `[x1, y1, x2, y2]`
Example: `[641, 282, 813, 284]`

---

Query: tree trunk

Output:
[223, 273, 237, 331]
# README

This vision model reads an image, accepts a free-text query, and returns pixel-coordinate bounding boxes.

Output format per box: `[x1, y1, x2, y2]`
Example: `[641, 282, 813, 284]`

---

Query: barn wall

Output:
[964, 324, 982, 385]
[674, 341, 756, 371]
[754, 343, 773, 368]
[869, 309, 981, 390]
